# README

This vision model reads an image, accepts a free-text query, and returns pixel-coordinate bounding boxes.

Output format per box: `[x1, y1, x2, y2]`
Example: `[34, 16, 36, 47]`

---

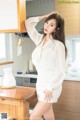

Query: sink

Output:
[26, 71, 38, 75]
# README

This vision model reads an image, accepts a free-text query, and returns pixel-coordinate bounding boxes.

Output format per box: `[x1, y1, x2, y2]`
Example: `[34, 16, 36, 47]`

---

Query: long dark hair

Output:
[44, 14, 67, 57]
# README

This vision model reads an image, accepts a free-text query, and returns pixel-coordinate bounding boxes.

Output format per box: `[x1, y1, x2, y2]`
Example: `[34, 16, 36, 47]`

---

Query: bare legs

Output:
[30, 101, 55, 120]
[43, 105, 55, 120]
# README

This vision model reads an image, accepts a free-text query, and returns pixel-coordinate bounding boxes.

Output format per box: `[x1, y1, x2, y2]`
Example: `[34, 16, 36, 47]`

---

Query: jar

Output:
[2, 68, 16, 88]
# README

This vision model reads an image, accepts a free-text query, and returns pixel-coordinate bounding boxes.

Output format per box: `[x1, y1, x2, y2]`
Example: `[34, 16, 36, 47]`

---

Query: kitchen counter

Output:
[15, 73, 37, 78]
[65, 75, 80, 81]
[15, 73, 80, 81]
[0, 86, 36, 120]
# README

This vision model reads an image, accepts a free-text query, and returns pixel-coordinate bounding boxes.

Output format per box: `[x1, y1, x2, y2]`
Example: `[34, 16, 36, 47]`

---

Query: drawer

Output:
[15, 77, 23, 86]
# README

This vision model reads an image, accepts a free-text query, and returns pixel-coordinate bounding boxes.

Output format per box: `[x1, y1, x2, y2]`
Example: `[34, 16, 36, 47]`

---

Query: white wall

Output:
[12, 34, 35, 74]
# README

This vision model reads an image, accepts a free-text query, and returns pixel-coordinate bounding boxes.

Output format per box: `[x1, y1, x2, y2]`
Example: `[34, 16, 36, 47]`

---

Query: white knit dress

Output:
[25, 17, 66, 103]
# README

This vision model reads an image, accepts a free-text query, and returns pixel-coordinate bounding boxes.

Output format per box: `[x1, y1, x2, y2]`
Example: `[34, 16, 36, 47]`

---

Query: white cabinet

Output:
[0, 0, 26, 32]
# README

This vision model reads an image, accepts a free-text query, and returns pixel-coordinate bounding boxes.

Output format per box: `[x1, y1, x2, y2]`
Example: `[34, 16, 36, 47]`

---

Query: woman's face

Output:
[44, 19, 57, 35]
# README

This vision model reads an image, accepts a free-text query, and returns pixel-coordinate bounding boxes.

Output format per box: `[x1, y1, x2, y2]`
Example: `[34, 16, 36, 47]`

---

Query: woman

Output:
[25, 11, 67, 120]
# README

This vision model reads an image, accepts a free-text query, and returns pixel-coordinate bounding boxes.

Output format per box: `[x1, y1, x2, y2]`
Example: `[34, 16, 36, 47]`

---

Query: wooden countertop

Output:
[0, 86, 36, 102]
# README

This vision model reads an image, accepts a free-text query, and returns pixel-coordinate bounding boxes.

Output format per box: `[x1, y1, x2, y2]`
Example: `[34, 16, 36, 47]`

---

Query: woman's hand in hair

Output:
[47, 11, 59, 17]
[39, 11, 59, 21]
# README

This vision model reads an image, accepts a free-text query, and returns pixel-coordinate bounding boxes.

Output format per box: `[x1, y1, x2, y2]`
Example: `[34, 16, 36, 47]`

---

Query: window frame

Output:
[0, 34, 12, 62]
[72, 38, 80, 61]
[66, 36, 80, 64]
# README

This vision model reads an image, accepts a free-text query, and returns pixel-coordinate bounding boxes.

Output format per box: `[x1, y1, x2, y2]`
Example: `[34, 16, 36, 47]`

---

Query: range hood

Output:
[15, 29, 43, 37]
[15, 32, 29, 37]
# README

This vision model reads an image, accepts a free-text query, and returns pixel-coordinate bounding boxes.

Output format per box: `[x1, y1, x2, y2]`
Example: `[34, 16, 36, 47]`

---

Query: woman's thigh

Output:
[30, 101, 52, 118]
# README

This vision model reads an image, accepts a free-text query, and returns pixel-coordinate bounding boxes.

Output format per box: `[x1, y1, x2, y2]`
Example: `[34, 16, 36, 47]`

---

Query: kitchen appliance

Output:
[16, 77, 37, 87]
[29, 78, 37, 87]
[15, 72, 37, 87]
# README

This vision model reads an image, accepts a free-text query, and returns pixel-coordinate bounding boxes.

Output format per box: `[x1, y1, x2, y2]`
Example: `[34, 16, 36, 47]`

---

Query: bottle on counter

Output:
[29, 59, 34, 72]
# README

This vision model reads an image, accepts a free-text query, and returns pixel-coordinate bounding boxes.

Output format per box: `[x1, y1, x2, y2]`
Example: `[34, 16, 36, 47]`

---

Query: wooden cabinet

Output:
[0, 98, 29, 120]
[0, 0, 26, 33]
[0, 86, 36, 120]
[55, 0, 80, 35]
[53, 80, 80, 120]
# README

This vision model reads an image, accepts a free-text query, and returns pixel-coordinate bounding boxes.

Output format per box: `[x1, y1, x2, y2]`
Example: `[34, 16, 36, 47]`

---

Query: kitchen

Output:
[0, 0, 80, 120]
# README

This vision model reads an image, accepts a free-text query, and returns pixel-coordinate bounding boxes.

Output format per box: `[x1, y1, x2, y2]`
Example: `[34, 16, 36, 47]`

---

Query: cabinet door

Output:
[55, 0, 80, 35]
[23, 78, 30, 87]
[15, 77, 23, 86]
[0, 0, 26, 32]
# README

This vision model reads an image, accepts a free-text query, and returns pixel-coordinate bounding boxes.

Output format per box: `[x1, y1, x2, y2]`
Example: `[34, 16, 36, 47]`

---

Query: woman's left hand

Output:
[44, 89, 52, 102]
[47, 11, 59, 17]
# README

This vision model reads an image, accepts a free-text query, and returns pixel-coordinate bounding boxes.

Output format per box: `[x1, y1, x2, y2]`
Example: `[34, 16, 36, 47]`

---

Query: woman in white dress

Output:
[25, 11, 67, 120]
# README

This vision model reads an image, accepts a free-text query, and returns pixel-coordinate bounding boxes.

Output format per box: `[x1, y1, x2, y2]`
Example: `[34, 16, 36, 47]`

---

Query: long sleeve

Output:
[25, 17, 43, 46]
[37, 41, 66, 91]
[47, 42, 66, 91]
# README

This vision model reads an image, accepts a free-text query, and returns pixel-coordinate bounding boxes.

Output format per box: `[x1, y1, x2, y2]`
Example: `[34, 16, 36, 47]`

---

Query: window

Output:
[66, 36, 80, 64]
[74, 40, 80, 61]
[0, 33, 12, 62]
[0, 34, 6, 59]
[66, 36, 80, 75]
[0, 34, 12, 75]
